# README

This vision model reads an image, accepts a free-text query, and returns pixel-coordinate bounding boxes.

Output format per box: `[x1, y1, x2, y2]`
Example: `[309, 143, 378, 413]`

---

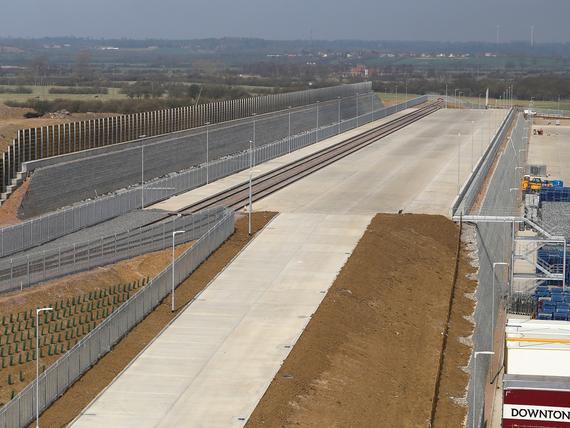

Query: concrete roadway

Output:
[255, 108, 507, 215]
[72, 108, 507, 427]
[527, 123, 570, 183]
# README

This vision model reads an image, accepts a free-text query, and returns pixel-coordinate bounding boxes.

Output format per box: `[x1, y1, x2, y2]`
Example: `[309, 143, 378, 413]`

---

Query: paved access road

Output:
[72, 108, 507, 427]
[527, 123, 570, 183]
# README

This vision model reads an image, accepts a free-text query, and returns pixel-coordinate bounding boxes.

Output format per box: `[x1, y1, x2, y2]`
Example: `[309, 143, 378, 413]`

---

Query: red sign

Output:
[503, 388, 570, 427]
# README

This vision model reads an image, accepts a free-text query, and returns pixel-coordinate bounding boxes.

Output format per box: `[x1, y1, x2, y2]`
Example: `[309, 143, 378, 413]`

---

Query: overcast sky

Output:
[1, 0, 570, 43]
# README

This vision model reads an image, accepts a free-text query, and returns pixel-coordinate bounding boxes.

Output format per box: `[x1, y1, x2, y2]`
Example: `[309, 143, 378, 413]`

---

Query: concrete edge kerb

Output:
[450, 108, 516, 217]
[68, 212, 280, 425]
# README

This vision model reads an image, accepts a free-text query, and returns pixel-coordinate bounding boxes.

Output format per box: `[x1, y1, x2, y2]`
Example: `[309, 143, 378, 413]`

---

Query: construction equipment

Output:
[521, 175, 564, 193]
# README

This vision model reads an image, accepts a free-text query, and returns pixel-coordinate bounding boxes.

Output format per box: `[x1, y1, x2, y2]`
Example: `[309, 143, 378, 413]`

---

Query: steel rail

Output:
[180, 101, 443, 213]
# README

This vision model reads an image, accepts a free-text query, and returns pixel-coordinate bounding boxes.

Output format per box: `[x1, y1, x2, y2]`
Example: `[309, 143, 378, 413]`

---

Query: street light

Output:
[316, 101, 320, 143]
[36, 307, 53, 428]
[171, 230, 185, 312]
[509, 187, 519, 209]
[395, 86, 398, 110]
[288, 106, 292, 153]
[205, 122, 210, 184]
[457, 132, 462, 194]
[491, 262, 509, 350]
[337, 97, 341, 134]
[248, 140, 253, 236]
[471, 120, 475, 171]
[252, 113, 257, 167]
[356, 93, 359, 127]
[473, 351, 495, 428]
[141, 145, 145, 209]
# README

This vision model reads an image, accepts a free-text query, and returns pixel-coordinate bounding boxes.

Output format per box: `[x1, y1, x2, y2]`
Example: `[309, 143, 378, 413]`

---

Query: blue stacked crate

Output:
[536, 246, 569, 285]
[539, 187, 570, 205]
[534, 285, 570, 321]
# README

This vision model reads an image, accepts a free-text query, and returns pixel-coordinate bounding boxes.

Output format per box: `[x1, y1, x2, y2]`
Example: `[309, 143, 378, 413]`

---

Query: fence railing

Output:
[0, 95, 428, 259]
[427, 94, 486, 110]
[0, 207, 227, 294]
[0, 83, 371, 196]
[533, 107, 570, 118]
[464, 113, 529, 428]
[0, 209, 235, 428]
[17, 91, 380, 218]
[452, 108, 517, 216]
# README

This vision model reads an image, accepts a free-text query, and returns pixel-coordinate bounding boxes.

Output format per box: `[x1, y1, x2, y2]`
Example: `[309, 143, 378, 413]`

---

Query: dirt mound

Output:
[247, 213, 477, 428]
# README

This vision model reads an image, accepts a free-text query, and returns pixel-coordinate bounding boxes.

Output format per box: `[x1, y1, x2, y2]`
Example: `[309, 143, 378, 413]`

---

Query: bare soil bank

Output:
[247, 213, 477, 428]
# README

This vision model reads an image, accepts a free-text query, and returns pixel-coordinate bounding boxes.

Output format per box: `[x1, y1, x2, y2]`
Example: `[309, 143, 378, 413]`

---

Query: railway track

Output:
[179, 100, 443, 213]
[0, 101, 442, 288]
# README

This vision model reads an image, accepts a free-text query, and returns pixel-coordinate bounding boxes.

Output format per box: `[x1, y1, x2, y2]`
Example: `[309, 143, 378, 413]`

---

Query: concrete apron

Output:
[71, 213, 372, 428]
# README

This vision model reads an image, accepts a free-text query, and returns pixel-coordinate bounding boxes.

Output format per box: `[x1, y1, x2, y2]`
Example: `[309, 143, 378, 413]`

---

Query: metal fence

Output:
[0, 208, 235, 428]
[0, 82, 371, 196]
[453, 108, 517, 216]
[534, 107, 570, 118]
[428, 94, 487, 110]
[0, 207, 227, 293]
[467, 113, 530, 428]
[0, 95, 428, 258]
[18, 91, 382, 217]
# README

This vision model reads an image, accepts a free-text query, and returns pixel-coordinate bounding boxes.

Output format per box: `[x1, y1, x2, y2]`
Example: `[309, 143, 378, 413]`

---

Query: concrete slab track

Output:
[255, 108, 507, 215]
[71, 213, 372, 427]
[72, 108, 507, 427]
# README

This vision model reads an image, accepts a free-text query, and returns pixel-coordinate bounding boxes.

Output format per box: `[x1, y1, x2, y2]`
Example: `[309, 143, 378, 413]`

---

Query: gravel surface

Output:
[0, 209, 166, 261]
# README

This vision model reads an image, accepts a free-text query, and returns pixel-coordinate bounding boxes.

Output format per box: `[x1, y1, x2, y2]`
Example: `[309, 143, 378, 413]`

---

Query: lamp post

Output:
[316, 101, 320, 142]
[491, 262, 509, 351]
[36, 307, 53, 428]
[471, 120, 475, 171]
[337, 97, 341, 134]
[395, 86, 398, 110]
[473, 351, 495, 428]
[249, 140, 253, 236]
[356, 93, 359, 127]
[252, 113, 257, 167]
[141, 145, 144, 209]
[288, 106, 292, 153]
[509, 187, 519, 210]
[205, 122, 210, 184]
[171, 230, 185, 312]
[457, 132, 462, 194]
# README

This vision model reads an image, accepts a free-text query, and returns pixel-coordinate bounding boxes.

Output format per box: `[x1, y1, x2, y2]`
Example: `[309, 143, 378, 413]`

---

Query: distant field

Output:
[0, 86, 127, 103]
[376, 91, 420, 106]
[376, 92, 570, 111]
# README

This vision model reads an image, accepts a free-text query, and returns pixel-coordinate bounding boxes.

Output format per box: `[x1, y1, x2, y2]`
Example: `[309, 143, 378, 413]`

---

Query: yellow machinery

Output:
[521, 175, 561, 192]
[521, 175, 545, 192]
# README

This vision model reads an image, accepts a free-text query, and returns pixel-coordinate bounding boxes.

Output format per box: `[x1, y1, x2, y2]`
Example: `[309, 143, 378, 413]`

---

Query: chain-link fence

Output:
[466, 113, 530, 428]
[0, 95, 427, 259]
[0, 209, 235, 428]
[0, 207, 227, 293]
[453, 108, 517, 216]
